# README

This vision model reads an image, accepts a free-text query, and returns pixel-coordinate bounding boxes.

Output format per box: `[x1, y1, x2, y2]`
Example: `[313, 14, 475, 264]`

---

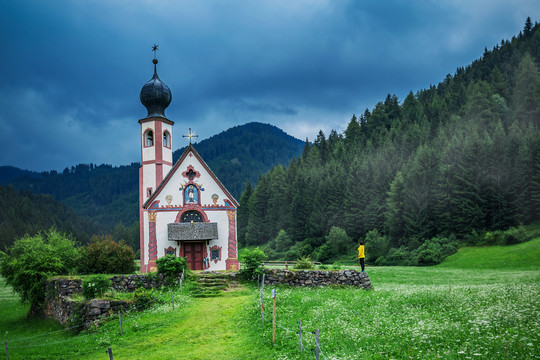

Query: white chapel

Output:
[138, 56, 239, 273]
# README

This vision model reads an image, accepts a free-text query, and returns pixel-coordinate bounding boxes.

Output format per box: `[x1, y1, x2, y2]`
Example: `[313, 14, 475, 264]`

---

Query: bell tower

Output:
[139, 45, 173, 271]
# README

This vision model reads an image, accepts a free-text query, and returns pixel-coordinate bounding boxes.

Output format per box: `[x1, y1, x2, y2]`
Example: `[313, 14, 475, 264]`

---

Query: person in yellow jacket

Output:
[358, 241, 365, 272]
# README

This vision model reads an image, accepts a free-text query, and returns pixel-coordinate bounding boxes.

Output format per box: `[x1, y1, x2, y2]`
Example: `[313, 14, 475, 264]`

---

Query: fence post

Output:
[107, 347, 114, 360]
[285, 261, 288, 270]
[297, 319, 303, 352]
[181, 270, 185, 295]
[314, 329, 320, 360]
[118, 311, 123, 336]
[170, 289, 175, 310]
[272, 288, 277, 343]
[5, 340, 8, 360]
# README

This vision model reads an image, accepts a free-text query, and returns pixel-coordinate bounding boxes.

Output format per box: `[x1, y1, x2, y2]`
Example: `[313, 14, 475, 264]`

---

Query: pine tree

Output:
[237, 181, 253, 246]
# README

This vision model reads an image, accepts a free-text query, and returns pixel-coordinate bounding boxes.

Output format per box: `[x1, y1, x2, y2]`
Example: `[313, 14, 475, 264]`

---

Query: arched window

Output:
[145, 130, 154, 147]
[180, 211, 204, 223]
[163, 131, 171, 148]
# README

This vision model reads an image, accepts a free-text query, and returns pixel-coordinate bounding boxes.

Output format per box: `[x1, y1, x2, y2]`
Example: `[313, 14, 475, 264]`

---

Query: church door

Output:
[184, 242, 204, 270]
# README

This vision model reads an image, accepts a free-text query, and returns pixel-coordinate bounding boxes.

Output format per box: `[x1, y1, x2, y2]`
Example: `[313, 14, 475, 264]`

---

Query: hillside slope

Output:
[240, 19, 540, 264]
[438, 237, 540, 270]
[0, 122, 303, 237]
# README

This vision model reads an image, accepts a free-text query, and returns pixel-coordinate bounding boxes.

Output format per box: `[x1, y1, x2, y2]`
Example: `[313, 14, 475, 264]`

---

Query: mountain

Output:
[0, 166, 40, 184]
[0, 185, 96, 249]
[1, 122, 303, 236]
[174, 122, 305, 197]
[240, 19, 540, 264]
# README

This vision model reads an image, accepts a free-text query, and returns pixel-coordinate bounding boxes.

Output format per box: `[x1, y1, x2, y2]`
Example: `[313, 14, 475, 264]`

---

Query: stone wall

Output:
[262, 269, 372, 289]
[45, 274, 166, 328]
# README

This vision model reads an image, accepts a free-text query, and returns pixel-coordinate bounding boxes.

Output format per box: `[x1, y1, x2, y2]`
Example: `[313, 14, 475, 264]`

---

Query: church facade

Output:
[138, 57, 239, 273]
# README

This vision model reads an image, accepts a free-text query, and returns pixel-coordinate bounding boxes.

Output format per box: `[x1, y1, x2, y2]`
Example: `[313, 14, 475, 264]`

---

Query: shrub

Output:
[82, 275, 111, 299]
[274, 230, 293, 253]
[157, 255, 188, 285]
[384, 246, 414, 266]
[365, 229, 390, 263]
[417, 237, 458, 265]
[77, 235, 135, 274]
[239, 247, 267, 281]
[0, 228, 79, 316]
[332, 262, 342, 270]
[132, 287, 159, 311]
[325, 226, 352, 259]
[318, 264, 328, 270]
[294, 256, 314, 269]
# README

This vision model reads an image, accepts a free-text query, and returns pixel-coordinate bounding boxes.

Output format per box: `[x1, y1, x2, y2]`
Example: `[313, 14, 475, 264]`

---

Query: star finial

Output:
[152, 44, 159, 59]
[183, 128, 198, 145]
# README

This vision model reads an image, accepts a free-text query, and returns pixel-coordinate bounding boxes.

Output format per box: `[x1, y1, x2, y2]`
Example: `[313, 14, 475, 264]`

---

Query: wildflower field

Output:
[0, 238, 538, 359]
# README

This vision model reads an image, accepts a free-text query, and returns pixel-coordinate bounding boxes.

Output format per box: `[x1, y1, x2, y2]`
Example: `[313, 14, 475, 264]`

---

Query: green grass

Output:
[438, 237, 540, 270]
[1, 239, 539, 359]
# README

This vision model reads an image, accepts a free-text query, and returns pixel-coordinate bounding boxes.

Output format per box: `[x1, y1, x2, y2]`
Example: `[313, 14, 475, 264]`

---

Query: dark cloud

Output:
[0, 0, 538, 171]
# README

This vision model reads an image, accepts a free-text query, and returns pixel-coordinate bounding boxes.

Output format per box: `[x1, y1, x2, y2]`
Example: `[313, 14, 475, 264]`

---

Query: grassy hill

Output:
[438, 237, 540, 270]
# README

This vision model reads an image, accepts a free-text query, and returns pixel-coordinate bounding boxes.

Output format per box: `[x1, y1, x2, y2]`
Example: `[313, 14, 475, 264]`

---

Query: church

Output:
[138, 55, 239, 273]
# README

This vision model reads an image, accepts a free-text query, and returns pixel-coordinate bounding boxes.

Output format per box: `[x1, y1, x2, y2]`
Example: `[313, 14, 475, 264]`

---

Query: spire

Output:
[140, 44, 172, 118]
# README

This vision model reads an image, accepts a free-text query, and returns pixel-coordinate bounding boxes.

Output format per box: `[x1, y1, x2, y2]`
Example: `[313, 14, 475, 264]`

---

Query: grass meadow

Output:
[0, 238, 538, 359]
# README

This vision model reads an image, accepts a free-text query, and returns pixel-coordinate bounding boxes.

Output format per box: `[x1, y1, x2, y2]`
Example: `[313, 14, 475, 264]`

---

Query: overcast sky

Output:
[0, 1, 538, 172]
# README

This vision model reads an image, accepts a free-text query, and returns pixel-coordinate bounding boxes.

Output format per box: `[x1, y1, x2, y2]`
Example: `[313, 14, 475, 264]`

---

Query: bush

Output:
[157, 255, 188, 285]
[325, 226, 352, 259]
[365, 229, 390, 263]
[332, 262, 342, 270]
[82, 275, 111, 299]
[417, 237, 458, 265]
[294, 256, 314, 269]
[318, 264, 328, 270]
[0, 228, 79, 316]
[77, 235, 135, 274]
[132, 287, 159, 311]
[239, 247, 267, 281]
[274, 230, 293, 253]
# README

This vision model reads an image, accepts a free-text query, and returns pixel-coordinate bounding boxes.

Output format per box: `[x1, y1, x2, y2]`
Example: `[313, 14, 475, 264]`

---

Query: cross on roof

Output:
[152, 43, 159, 59]
[183, 128, 198, 145]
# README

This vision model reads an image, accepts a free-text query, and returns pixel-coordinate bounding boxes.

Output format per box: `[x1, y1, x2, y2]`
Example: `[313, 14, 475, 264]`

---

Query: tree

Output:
[237, 181, 253, 246]
[0, 228, 79, 316]
[324, 226, 352, 260]
[77, 235, 135, 274]
[513, 53, 540, 126]
[273, 229, 292, 253]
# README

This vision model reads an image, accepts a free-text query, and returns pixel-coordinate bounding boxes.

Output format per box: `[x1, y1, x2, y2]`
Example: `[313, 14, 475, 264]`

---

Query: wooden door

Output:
[184, 242, 204, 270]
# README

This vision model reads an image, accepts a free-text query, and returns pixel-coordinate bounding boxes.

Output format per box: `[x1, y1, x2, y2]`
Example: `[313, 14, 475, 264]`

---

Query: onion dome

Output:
[140, 59, 172, 118]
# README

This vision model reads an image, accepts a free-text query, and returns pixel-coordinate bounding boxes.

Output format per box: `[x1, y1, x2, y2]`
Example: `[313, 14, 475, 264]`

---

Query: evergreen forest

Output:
[238, 19, 540, 265]
[0, 123, 303, 250]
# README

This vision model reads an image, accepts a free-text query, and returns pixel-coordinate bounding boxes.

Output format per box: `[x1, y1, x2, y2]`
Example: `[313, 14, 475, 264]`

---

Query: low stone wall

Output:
[45, 273, 166, 328]
[109, 274, 166, 292]
[262, 269, 372, 289]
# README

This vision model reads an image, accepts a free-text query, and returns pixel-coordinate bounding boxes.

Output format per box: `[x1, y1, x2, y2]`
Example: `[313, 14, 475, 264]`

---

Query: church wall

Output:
[148, 209, 231, 271]
[143, 164, 157, 197]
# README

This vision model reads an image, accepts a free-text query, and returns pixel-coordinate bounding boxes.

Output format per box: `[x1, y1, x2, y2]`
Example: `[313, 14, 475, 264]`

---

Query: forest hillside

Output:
[238, 19, 540, 265]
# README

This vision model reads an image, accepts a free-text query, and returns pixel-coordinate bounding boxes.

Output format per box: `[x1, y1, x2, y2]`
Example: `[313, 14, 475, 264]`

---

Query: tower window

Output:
[145, 130, 154, 147]
[164, 131, 171, 148]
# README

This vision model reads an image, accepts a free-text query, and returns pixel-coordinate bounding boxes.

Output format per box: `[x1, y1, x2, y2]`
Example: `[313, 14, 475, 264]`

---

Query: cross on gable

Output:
[183, 128, 198, 145]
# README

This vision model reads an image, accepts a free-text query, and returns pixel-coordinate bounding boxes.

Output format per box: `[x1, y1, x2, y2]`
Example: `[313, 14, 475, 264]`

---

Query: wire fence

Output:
[6, 272, 333, 359]
[4, 271, 186, 359]
[257, 276, 331, 360]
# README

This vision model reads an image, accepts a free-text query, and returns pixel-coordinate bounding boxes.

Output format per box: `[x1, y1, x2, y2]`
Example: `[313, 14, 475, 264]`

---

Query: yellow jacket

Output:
[358, 245, 365, 259]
